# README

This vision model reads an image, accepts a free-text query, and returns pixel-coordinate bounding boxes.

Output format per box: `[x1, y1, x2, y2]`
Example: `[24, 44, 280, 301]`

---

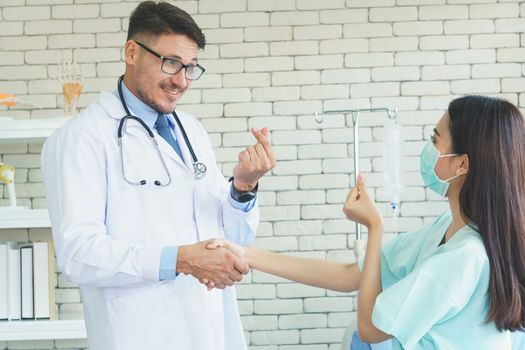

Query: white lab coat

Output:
[41, 91, 259, 350]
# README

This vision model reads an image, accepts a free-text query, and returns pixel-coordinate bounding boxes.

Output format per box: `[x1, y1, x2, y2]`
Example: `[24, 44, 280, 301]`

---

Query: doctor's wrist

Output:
[175, 245, 192, 275]
[229, 177, 258, 203]
[231, 178, 257, 192]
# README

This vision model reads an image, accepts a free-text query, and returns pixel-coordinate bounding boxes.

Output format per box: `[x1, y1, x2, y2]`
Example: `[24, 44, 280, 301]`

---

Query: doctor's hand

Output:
[177, 240, 249, 290]
[343, 174, 383, 231]
[232, 127, 276, 191]
[200, 239, 246, 291]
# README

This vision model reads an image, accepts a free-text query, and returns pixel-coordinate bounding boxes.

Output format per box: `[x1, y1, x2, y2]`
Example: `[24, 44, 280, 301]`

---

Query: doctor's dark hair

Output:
[448, 95, 525, 332]
[127, 1, 205, 49]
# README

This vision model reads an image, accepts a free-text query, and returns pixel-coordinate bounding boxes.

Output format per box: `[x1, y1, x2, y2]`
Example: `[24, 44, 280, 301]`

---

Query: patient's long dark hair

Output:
[448, 95, 525, 331]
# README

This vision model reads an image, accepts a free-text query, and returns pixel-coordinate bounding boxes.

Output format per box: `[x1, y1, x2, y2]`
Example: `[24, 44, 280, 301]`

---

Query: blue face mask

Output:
[419, 141, 459, 198]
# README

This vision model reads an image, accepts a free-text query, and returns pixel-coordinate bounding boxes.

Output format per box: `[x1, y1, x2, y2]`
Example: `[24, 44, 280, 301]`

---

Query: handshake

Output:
[177, 239, 249, 290]
[175, 174, 382, 291]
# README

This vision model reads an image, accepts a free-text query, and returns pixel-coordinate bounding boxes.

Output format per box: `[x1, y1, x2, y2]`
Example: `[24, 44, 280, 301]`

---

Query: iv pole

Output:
[314, 107, 397, 262]
[317, 108, 398, 350]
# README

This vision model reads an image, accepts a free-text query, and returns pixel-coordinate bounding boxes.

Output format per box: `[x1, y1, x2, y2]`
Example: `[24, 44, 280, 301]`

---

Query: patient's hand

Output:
[343, 173, 383, 231]
[208, 239, 245, 259]
[200, 239, 247, 290]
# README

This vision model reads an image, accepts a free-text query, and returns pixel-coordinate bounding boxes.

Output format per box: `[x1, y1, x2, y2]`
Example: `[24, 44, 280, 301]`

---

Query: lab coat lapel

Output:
[124, 115, 186, 168]
[98, 91, 125, 118]
[97, 91, 187, 169]
[122, 118, 155, 147]
[155, 131, 188, 169]
[170, 114, 196, 173]
[97, 91, 158, 146]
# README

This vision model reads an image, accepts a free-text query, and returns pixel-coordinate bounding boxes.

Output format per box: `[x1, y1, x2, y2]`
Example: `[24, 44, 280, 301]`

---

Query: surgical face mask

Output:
[419, 141, 460, 198]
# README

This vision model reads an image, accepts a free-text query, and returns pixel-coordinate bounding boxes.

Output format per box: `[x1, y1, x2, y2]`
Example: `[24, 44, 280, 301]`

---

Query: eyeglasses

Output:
[134, 41, 206, 80]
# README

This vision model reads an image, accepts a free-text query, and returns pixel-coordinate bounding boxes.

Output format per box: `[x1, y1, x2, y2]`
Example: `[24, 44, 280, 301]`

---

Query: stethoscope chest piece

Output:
[193, 162, 207, 180]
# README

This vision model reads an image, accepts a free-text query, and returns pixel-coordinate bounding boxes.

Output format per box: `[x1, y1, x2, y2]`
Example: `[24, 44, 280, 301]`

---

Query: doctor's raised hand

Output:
[232, 127, 276, 192]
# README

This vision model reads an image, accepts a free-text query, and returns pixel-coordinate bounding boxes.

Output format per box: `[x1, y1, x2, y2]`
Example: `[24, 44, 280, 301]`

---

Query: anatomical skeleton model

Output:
[58, 50, 84, 116]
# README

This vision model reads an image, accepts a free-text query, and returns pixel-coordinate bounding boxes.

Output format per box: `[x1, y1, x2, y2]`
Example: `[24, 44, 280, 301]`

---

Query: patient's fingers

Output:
[206, 239, 225, 250]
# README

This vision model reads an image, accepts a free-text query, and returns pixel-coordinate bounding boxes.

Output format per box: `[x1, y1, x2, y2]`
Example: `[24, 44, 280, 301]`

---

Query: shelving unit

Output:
[0, 117, 64, 229]
[0, 117, 65, 230]
[0, 208, 50, 229]
[0, 117, 69, 144]
[0, 319, 86, 341]
[0, 116, 87, 341]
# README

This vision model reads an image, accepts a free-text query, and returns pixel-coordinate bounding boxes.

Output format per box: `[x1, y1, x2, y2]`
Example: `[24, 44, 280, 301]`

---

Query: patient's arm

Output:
[357, 225, 391, 343]
[206, 240, 360, 293]
[343, 175, 392, 343]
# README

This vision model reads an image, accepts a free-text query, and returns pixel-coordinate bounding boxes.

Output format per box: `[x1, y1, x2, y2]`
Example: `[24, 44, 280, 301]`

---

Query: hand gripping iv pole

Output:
[314, 108, 398, 264]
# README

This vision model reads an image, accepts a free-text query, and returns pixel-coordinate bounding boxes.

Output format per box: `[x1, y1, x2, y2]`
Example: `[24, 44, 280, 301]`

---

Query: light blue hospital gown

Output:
[365, 212, 511, 350]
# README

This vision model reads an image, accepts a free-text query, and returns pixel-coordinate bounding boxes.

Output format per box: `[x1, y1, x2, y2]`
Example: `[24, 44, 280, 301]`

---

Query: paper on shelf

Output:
[0, 243, 8, 320]
[20, 246, 34, 319]
[33, 242, 50, 319]
[8, 242, 21, 320]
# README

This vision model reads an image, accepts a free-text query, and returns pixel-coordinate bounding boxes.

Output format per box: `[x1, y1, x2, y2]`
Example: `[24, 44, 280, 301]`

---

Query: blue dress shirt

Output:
[114, 82, 256, 280]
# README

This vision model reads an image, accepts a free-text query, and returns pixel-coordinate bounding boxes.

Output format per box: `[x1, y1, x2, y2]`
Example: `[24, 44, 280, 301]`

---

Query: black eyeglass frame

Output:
[134, 41, 206, 80]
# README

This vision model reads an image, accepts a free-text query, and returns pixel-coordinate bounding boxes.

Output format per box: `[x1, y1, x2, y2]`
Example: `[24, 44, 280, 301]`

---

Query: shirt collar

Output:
[114, 80, 173, 130]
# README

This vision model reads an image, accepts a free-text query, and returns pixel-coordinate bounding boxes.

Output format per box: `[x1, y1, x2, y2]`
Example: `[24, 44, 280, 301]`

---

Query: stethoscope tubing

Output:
[116, 75, 206, 185]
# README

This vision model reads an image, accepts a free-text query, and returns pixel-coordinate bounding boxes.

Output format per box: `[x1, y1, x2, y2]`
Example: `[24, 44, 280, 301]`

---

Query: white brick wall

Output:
[0, 1, 524, 349]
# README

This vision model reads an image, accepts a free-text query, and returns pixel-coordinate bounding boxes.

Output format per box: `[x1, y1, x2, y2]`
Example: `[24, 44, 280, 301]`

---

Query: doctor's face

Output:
[124, 33, 199, 114]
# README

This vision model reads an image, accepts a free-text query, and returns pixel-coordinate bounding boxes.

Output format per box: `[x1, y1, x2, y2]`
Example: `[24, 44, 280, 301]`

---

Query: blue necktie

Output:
[155, 114, 183, 160]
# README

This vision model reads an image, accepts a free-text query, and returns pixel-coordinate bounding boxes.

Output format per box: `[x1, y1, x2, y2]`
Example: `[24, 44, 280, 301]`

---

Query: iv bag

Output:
[383, 118, 404, 213]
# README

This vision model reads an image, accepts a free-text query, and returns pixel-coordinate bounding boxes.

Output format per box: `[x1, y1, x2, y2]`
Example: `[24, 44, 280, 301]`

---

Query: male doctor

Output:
[41, 2, 275, 350]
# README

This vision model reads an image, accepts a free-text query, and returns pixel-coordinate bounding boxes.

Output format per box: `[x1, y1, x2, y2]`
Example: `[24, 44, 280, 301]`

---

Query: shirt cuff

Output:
[159, 246, 179, 280]
[228, 191, 257, 212]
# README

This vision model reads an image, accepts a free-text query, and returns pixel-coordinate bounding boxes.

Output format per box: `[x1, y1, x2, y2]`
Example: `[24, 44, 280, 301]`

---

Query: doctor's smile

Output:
[161, 86, 182, 98]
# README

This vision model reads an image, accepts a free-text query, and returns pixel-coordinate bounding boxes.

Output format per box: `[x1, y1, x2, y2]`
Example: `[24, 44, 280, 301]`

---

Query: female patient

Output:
[206, 95, 525, 349]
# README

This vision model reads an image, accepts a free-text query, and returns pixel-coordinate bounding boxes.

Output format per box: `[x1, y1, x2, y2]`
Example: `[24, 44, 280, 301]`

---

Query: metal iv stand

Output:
[314, 107, 397, 263]
[316, 108, 399, 350]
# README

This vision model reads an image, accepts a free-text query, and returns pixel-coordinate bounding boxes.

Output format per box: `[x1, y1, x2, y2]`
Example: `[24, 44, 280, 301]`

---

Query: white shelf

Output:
[0, 208, 51, 229]
[0, 117, 60, 230]
[0, 116, 86, 343]
[0, 319, 86, 341]
[0, 117, 69, 143]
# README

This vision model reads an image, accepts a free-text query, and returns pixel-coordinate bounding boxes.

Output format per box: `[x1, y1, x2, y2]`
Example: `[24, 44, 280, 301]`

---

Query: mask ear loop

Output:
[438, 153, 459, 159]
[443, 173, 460, 183]
[441, 153, 467, 183]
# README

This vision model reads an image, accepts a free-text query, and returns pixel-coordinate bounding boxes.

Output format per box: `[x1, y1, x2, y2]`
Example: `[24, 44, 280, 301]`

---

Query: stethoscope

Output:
[117, 75, 207, 186]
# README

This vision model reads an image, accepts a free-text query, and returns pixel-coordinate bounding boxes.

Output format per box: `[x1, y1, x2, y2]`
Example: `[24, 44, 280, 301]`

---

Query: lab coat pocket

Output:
[107, 282, 192, 350]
